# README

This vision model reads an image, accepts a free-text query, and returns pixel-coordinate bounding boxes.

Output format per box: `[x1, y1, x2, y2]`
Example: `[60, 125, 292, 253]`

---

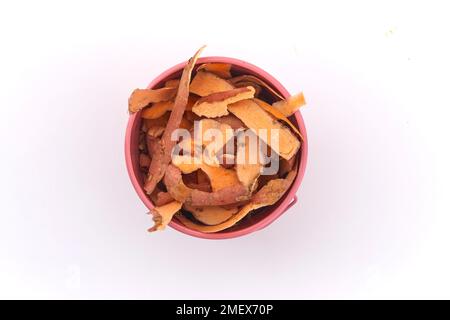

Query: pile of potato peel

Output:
[128, 46, 306, 233]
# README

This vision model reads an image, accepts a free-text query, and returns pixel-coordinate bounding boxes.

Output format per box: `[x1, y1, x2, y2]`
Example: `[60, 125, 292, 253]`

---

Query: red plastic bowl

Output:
[125, 56, 308, 239]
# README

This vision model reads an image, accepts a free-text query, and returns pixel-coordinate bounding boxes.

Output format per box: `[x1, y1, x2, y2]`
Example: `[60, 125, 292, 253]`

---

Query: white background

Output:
[1, 0, 449, 299]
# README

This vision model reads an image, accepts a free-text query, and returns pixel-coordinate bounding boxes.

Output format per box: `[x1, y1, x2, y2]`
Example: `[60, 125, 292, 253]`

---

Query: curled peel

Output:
[253, 98, 303, 139]
[142, 112, 170, 133]
[198, 119, 234, 165]
[272, 92, 306, 117]
[189, 71, 234, 97]
[177, 119, 234, 166]
[196, 63, 232, 79]
[228, 99, 300, 160]
[233, 81, 262, 97]
[148, 201, 182, 232]
[192, 86, 255, 118]
[171, 155, 240, 192]
[215, 114, 245, 130]
[184, 205, 238, 225]
[236, 130, 263, 190]
[128, 87, 176, 113]
[164, 164, 250, 206]
[230, 75, 284, 101]
[176, 170, 296, 233]
[150, 191, 175, 207]
[144, 46, 205, 195]
[141, 100, 174, 120]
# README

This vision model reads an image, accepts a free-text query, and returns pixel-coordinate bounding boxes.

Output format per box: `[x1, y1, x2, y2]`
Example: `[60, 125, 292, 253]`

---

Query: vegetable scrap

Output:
[128, 47, 306, 233]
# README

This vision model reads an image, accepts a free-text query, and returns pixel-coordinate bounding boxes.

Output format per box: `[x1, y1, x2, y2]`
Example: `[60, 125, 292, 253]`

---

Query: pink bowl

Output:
[125, 56, 308, 239]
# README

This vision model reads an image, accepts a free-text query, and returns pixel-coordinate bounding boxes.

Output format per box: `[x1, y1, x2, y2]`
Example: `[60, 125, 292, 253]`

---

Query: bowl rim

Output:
[125, 56, 308, 239]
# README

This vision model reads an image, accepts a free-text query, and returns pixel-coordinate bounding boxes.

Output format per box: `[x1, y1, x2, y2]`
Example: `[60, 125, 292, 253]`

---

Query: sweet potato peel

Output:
[230, 75, 284, 101]
[130, 48, 305, 233]
[184, 205, 237, 225]
[164, 164, 250, 206]
[190, 71, 234, 96]
[192, 86, 255, 118]
[141, 100, 173, 120]
[228, 99, 300, 160]
[272, 92, 306, 116]
[171, 155, 240, 192]
[150, 191, 175, 207]
[176, 170, 296, 232]
[128, 87, 176, 113]
[236, 130, 263, 190]
[144, 46, 205, 195]
[253, 98, 303, 139]
[196, 63, 232, 79]
[148, 201, 182, 232]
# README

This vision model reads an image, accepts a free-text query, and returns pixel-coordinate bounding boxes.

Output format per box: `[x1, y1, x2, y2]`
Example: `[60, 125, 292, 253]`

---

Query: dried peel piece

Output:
[233, 81, 262, 97]
[164, 164, 250, 206]
[272, 92, 306, 117]
[144, 46, 205, 195]
[197, 119, 234, 165]
[252, 170, 296, 205]
[201, 165, 240, 192]
[215, 114, 246, 130]
[176, 170, 296, 233]
[253, 98, 303, 139]
[236, 130, 263, 190]
[196, 63, 232, 79]
[141, 100, 174, 120]
[189, 71, 234, 97]
[230, 75, 284, 100]
[171, 155, 201, 174]
[171, 155, 240, 192]
[148, 201, 182, 232]
[142, 112, 170, 133]
[150, 189, 175, 207]
[192, 86, 255, 118]
[128, 87, 176, 113]
[177, 119, 234, 165]
[228, 99, 300, 160]
[184, 205, 238, 225]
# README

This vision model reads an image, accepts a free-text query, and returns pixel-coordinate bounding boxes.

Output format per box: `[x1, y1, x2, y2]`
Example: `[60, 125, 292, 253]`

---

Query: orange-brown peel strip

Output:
[176, 170, 297, 233]
[148, 201, 182, 232]
[228, 99, 300, 160]
[183, 205, 238, 225]
[128, 87, 176, 113]
[192, 86, 255, 118]
[144, 46, 205, 195]
[229, 75, 284, 101]
[164, 164, 250, 206]
[272, 92, 306, 117]
[172, 155, 240, 192]
[150, 191, 175, 207]
[141, 100, 174, 120]
[189, 71, 234, 97]
[253, 98, 303, 139]
[196, 63, 232, 79]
